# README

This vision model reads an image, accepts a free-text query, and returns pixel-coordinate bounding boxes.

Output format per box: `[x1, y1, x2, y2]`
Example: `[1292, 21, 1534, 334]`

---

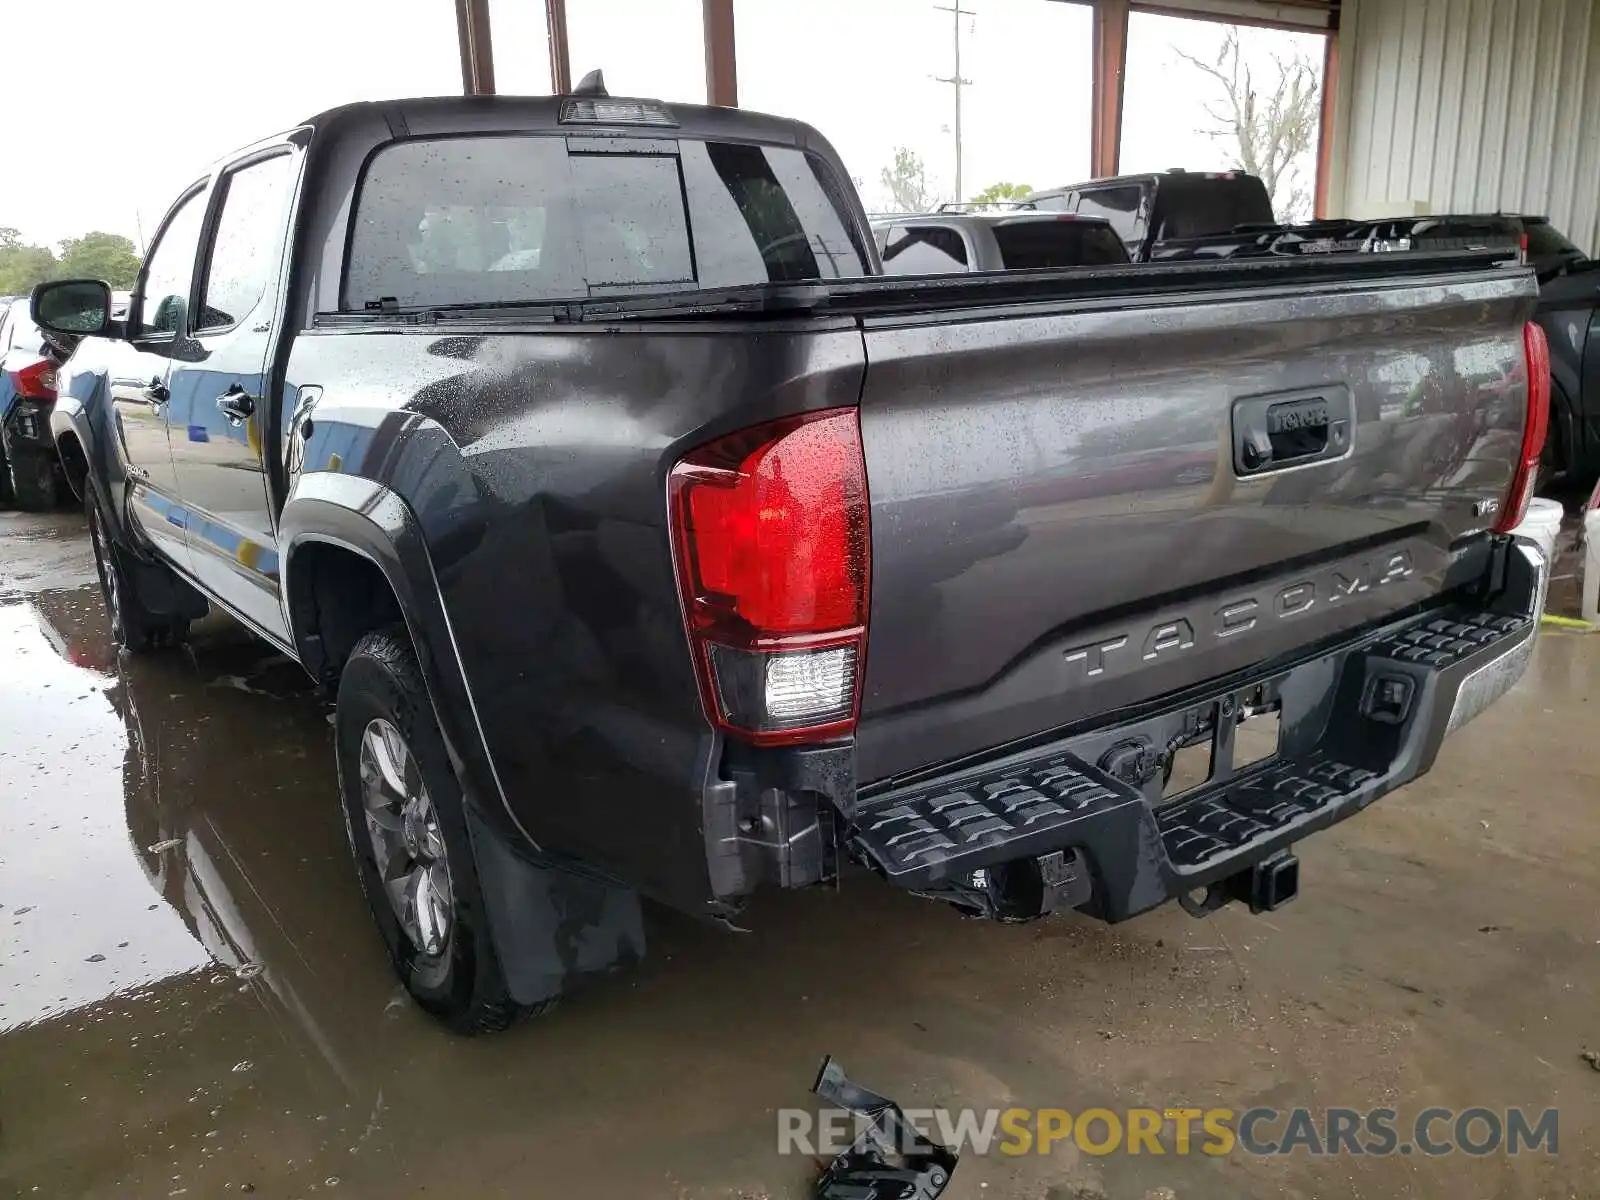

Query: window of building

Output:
[734, 0, 1092, 213]
[566, 0, 706, 102]
[1119, 13, 1327, 224]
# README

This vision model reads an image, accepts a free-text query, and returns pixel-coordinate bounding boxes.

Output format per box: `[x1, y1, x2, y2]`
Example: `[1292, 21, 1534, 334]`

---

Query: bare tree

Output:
[1177, 27, 1321, 222]
[880, 147, 938, 213]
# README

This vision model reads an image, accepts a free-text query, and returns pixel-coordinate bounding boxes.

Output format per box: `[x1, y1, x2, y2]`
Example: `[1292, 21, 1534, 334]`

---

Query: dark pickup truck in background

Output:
[1031, 169, 1290, 260]
[33, 84, 1550, 1034]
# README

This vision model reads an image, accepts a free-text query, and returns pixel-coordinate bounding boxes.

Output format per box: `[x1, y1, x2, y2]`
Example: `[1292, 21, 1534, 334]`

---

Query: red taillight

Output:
[669, 408, 871, 745]
[1493, 321, 1551, 534]
[11, 359, 56, 400]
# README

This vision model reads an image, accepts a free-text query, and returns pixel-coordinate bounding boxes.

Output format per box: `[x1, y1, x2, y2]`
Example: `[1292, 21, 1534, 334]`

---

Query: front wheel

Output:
[335, 627, 546, 1034]
[86, 485, 190, 652]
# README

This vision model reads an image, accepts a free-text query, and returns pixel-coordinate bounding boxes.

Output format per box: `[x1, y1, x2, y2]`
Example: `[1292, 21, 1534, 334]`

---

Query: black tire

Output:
[335, 627, 544, 1034]
[4, 443, 58, 510]
[85, 483, 191, 652]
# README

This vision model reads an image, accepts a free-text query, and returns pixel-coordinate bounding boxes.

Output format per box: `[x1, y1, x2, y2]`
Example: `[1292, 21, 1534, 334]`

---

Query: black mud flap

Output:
[811, 1057, 958, 1200]
[467, 806, 646, 1007]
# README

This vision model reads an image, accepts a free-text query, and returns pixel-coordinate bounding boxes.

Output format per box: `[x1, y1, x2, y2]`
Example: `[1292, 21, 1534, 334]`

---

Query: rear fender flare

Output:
[278, 472, 529, 851]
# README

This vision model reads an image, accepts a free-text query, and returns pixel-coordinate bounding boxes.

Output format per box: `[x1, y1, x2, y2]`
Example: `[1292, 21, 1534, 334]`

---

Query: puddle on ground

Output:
[0, 584, 856, 1198]
[5, 522, 1600, 1199]
[0, 592, 211, 1026]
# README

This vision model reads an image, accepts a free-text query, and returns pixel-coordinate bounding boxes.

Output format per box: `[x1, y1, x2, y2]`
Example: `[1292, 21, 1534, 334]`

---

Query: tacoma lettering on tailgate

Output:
[1064, 550, 1414, 680]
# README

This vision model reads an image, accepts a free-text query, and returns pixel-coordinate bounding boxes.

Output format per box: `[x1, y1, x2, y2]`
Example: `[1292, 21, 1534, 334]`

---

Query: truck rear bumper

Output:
[2, 398, 57, 453]
[844, 535, 1546, 922]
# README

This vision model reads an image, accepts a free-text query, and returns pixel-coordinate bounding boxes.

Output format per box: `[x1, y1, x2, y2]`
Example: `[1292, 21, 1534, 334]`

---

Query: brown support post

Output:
[455, 0, 496, 96]
[1090, 0, 1130, 178]
[1313, 29, 1340, 218]
[703, 0, 738, 107]
[546, 0, 572, 94]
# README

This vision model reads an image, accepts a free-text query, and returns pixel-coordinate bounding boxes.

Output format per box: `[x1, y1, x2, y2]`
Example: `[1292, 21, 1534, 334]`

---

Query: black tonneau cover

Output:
[312, 247, 1521, 328]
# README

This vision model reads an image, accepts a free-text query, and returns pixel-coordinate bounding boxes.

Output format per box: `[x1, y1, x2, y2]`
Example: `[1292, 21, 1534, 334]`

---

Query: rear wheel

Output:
[86, 485, 190, 652]
[335, 627, 546, 1034]
[5, 445, 59, 510]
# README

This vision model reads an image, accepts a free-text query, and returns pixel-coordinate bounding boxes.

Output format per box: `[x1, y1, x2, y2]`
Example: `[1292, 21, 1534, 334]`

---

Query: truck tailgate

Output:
[855, 267, 1537, 783]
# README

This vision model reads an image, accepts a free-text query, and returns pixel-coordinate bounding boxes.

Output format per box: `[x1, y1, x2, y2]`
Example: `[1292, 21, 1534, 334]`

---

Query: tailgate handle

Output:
[1234, 390, 1351, 475]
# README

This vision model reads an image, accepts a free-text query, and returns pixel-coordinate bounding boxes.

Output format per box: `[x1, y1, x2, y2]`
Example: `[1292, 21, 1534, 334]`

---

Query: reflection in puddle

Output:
[2, 587, 407, 1194]
[0, 594, 211, 1028]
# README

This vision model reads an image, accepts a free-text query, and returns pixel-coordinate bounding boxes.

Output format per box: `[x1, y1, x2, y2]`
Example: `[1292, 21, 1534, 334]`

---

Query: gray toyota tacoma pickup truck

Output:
[33, 84, 1551, 1034]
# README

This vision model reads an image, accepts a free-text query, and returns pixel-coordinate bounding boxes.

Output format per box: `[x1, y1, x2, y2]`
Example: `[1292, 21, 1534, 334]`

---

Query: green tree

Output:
[969, 182, 1034, 209]
[0, 227, 58, 296]
[879, 146, 937, 213]
[55, 231, 141, 290]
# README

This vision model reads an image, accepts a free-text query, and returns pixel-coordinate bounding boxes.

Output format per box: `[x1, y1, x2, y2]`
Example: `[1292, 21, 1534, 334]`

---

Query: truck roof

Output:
[292, 93, 825, 151]
[1032, 169, 1255, 196]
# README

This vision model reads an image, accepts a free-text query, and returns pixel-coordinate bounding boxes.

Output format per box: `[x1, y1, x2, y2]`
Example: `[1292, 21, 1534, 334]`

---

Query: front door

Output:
[166, 150, 298, 646]
[111, 183, 210, 567]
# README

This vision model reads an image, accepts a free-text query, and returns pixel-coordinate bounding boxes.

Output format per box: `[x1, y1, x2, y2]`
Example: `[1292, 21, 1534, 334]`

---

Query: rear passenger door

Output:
[166, 148, 299, 646]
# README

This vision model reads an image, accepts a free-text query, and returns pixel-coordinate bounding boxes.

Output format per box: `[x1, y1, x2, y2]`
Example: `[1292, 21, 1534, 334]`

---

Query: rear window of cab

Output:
[343, 134, 870, 311]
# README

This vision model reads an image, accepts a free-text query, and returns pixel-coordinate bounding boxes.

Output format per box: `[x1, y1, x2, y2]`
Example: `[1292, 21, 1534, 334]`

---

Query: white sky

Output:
[3, 0, 1323, 248]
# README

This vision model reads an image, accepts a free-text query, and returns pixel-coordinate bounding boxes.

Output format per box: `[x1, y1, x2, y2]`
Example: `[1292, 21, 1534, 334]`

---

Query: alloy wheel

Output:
[358, 717, 454, 957]
[89, 504, 124, 639]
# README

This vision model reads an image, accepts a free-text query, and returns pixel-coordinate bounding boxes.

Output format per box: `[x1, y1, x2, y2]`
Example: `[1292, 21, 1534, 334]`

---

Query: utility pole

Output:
[934, 2, 973, 204]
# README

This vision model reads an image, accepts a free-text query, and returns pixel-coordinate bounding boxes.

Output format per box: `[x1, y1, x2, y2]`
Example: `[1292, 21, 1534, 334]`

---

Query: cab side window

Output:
[197, 154, 297, 332]
[138, 189, 207, 338]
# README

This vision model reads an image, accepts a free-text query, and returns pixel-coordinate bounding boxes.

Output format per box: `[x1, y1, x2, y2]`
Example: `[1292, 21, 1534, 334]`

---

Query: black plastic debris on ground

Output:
[811, 1056, 958, 1200]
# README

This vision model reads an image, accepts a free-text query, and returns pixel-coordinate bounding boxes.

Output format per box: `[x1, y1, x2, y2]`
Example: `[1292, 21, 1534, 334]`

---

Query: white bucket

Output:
[1516, 497, 1564, 566]
[1583, 508, 1600, 625]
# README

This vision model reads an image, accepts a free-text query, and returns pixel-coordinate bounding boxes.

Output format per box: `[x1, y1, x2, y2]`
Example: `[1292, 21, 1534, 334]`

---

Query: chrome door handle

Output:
[216, 385, 256, 424]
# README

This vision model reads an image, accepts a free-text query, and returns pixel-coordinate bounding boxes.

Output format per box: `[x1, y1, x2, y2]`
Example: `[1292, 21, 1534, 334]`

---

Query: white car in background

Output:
[871, 208, 1131, 275]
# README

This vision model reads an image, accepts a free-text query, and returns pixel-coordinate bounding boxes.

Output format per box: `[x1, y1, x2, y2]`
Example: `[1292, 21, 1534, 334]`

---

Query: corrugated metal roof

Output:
[1336, 0, 1600, 254]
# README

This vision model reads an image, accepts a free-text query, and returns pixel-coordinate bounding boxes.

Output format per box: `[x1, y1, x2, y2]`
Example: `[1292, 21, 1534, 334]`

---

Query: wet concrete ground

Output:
[2, 507, 1599, 1199]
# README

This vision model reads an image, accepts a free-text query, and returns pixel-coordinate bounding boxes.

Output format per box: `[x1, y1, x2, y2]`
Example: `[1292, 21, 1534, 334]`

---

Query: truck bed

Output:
[315, 248, 1536, 790]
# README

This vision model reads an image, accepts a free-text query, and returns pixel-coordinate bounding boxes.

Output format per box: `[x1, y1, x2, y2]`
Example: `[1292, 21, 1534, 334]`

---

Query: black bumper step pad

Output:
[1371, 608, 1528, 670]
[1156, 756, 1375, 869]
[852, 752, 1139, 884]
[852, 600, 1532, 894]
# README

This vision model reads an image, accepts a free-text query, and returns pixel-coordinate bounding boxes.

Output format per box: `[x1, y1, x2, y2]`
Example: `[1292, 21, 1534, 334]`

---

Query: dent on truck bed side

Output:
[278, 321, 867, 913]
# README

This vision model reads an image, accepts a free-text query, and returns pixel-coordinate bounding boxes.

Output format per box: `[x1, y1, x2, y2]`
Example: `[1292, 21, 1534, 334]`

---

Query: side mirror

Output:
[31, 279, 113, 338]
